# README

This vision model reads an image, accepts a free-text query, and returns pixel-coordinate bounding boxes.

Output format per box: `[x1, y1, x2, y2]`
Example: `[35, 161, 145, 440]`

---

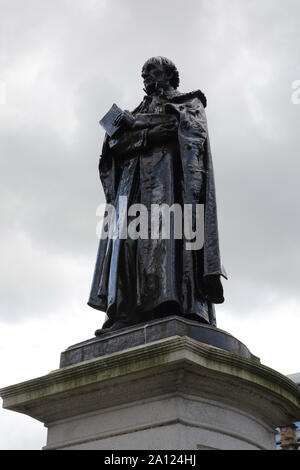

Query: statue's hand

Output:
[203, 275, 224, 304]
[147, 122, 178, 146]
[114, 110, 135, 132]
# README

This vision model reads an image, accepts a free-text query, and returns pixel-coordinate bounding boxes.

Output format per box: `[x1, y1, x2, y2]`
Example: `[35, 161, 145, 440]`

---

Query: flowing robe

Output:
[88, 90, 227, 328]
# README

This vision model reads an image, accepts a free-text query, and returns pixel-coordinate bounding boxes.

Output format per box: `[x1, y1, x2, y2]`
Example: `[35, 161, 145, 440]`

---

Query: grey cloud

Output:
[1, 0, 300, 324]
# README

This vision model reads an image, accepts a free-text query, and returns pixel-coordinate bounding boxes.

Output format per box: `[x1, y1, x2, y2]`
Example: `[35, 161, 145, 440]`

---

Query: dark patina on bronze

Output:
[88, 57, 227, 335]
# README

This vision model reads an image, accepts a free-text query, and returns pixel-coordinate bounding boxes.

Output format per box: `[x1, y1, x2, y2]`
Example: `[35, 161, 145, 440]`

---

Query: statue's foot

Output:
[94, 328, 108, 336]
[94, 321, 132, 336]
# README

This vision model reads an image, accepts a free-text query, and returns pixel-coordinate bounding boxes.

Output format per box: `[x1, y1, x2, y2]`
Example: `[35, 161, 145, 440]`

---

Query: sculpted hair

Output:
[142, 56, 180, 89]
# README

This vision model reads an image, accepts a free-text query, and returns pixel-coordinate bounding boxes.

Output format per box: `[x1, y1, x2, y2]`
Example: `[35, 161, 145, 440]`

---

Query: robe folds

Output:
[88, 90, 227, 328]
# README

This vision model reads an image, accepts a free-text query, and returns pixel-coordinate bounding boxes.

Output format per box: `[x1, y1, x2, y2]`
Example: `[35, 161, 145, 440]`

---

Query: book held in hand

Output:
[99, 104, 134, 137]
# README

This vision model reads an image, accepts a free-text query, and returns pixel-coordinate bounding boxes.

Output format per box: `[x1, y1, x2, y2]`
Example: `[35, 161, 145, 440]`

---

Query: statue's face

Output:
[142, 62, 173, 94]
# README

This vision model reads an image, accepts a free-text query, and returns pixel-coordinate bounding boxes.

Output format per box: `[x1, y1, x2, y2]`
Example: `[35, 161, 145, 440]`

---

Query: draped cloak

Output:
[88, 90, 227, 328]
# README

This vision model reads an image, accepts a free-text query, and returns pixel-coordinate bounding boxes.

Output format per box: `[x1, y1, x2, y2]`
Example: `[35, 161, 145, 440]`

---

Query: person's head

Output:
[141, 56, 179, 95]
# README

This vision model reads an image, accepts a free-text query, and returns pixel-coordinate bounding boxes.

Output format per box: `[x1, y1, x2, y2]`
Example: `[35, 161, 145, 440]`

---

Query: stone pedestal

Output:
[1, 317, 300, 450]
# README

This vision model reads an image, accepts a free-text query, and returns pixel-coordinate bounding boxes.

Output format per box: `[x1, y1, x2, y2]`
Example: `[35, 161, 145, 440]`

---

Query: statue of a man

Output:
[88, 57, 227, 334]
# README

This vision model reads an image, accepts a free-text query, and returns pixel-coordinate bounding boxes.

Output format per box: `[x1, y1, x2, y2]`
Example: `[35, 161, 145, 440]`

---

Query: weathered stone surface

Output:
[1, 335, 300, 450]
[59, 315, 260, 367]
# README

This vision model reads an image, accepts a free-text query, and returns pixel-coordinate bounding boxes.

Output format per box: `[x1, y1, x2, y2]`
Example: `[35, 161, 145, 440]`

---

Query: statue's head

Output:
[142, 56, 180, 95]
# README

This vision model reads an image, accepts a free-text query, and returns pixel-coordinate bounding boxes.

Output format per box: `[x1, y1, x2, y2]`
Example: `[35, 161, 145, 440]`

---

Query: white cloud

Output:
[218, 299, 300, 375]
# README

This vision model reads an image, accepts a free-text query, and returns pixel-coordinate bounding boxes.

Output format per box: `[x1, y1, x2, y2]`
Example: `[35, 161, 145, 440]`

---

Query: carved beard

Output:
[144, 80, 169, 96]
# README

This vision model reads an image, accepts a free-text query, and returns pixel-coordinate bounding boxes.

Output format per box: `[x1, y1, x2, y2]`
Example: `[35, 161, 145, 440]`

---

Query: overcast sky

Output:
[1, 0, 300, 449]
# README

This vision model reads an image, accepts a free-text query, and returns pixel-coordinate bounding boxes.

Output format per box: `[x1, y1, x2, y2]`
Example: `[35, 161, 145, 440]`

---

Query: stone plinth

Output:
[60, 316, 260, 367]
[1, 319, 300, 450]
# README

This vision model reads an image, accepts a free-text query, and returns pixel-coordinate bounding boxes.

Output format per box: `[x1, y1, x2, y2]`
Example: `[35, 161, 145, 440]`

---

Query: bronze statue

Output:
[88, 57, 227, 334]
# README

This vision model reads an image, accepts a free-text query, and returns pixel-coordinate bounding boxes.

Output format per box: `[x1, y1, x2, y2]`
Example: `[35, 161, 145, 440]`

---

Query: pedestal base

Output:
[1, 319, 300, 450]
[60, 316, 260, 367]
